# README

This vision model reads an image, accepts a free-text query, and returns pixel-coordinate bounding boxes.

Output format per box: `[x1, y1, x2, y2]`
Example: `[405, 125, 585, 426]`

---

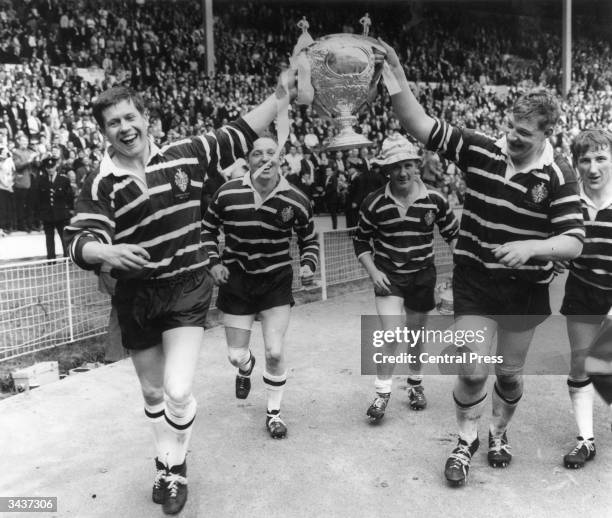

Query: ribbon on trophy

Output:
[381, 61, 402, 96]
[292, 17, 315, 105]
[253, 17, 314, 179]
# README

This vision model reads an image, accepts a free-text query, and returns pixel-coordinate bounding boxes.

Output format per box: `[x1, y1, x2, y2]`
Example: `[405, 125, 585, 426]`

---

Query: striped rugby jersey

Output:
[354, 181, 459, 273]
[427, 118, 584, 284]
[202, 173, 318, 274]
[64, 119, 256, 280]
[570, 189, 612, 290]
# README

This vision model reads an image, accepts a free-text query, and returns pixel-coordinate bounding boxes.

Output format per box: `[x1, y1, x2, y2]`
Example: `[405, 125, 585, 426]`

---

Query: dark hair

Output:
[512, 89, 560, 131]
[571, 128, 612, 163]
[92, 86, 146, 129]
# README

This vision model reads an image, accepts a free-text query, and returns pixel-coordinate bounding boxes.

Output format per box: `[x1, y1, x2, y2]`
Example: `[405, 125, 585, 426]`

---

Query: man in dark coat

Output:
[323, 164, 340, 230]
[36, 154, 74, 259]
[347, 162, 386, 226]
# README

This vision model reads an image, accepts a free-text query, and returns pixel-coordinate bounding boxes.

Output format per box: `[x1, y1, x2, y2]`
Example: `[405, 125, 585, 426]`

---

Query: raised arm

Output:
[242, 71, 298, 136]
[378, 39, 436, 145]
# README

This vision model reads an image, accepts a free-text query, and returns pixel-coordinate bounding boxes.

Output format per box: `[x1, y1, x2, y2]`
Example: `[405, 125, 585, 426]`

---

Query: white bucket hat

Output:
[372, 134, 421, 166]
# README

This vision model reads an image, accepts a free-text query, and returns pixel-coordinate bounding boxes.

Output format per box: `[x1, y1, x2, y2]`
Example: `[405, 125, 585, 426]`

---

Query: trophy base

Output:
[325, 130, 373, 151]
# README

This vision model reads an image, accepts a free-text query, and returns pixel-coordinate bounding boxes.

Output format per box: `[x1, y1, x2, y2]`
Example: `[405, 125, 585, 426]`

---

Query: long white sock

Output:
[375, 377, 393, 394]
[264, 371, 287, 412]
[568, 378, 594, 439]
[162, 395, 197, 468]
[455, 392, 487, 444]
[144, 401, 166, 462]
[490, 383, 522, 437]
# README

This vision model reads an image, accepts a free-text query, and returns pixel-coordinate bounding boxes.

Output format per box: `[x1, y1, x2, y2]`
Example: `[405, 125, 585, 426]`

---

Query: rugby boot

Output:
[266, 411, 288, 439]
[235, 353, 256, 399]
[162, 460, 188, 515]
[366, 393, 391, 421]
[152, 457, 167, 504]
[407, 384, 427, 410]
[488, 430, 512, 468]
[444, 436, 480, 486]
[563, 436, 596, 469]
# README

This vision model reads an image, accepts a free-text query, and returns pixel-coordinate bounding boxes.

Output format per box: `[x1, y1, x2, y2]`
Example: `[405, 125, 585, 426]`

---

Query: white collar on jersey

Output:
[99, 137, 161, 178]
[384, 179, 429, 218]
[495, 135, 554, 174]
[242, 170, 292, 209]
[91, 138, 160, 200]
[384, 178, 428, 203]
[580, 184, 612, 219]
[242, 170, 292, 192]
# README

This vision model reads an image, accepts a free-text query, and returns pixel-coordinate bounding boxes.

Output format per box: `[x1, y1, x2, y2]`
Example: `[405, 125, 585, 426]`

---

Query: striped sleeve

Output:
[427, 118, 488, 172]
[292, 189, 319, 272]
[549, 156, 584, 241]
[63, 171, 115, 270]
[201, 190, 224, 267]
[571, 203, 612, 289]
[194, 118, 258, 178]
[353, 192, 379, 259]
[431, 190, 459, 243]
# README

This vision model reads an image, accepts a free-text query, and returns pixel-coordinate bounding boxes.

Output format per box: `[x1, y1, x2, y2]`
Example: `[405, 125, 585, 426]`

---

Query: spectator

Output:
[323, 164, 340, 230]
[11, 132, 38, 232]
[299, 147, 317, 185]
[284, 144, 302, 174]
[36, 153, 74, 259]
[332, 149, 346, 173]
[421, 149, 444, 188]
[0, 145, 15, 235]
[348, 155, 386, 224]
[344, 165, 360, 228]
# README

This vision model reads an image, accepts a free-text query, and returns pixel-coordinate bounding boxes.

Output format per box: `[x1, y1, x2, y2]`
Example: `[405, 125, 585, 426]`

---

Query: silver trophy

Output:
[295, 15, 383, 151]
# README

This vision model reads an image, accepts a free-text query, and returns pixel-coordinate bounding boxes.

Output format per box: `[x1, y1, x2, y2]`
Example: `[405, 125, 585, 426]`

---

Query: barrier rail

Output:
[0, 228, 453, 362]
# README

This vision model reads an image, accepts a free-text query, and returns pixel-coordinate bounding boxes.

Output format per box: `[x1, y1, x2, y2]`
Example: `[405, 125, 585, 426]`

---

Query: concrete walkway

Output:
[1, 288, 611, 518]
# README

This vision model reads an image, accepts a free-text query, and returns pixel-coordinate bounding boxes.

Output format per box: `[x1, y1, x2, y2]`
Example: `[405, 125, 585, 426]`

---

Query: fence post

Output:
[65, 258, 74, 342]
[319, 231, 327, 301]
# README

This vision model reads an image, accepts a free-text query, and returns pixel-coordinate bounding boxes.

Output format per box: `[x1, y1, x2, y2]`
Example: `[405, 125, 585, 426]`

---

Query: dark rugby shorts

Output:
[453, 264, 550, 331]
[113, 268, 213, 350]
[216, 265, 294, 315]
[374, 264, 436, 312]
[561, 272, 612, 324]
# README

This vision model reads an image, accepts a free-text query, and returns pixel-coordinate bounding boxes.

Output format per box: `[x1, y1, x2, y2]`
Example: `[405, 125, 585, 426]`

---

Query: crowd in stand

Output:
[0, 0, 611, 239]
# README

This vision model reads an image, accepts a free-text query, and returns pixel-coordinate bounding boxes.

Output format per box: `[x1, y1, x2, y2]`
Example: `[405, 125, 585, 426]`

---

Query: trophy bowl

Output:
[298, 33, 383, 151]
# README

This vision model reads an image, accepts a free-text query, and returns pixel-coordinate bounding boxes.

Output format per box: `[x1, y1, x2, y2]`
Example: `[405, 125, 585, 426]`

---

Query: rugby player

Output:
[379, 40, 584, 486]
[354, 134, 458, 421]
[558, 129, 612, 468]
[64, 82, 293, 514]
[202, 136, 318, 439]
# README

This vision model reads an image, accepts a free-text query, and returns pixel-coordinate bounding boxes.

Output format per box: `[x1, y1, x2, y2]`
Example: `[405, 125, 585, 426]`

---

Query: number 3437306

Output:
[0, 497, 57, 512]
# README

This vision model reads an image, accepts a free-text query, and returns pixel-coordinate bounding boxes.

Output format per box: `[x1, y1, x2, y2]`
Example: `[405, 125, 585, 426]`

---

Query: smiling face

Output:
[505, 114, 550, 166]
[100, 99, 149, 161]
[248, 137, 279, 182]
[577, 145, 612, 194]
[388, 159, 420, 192]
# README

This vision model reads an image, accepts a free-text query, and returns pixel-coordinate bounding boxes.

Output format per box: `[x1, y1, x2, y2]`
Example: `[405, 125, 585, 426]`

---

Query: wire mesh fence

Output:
[0, 228, 454, 362]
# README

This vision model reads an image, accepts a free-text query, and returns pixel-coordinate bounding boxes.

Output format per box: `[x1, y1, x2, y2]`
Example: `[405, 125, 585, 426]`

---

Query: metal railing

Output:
[0, 228, 453, 362]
